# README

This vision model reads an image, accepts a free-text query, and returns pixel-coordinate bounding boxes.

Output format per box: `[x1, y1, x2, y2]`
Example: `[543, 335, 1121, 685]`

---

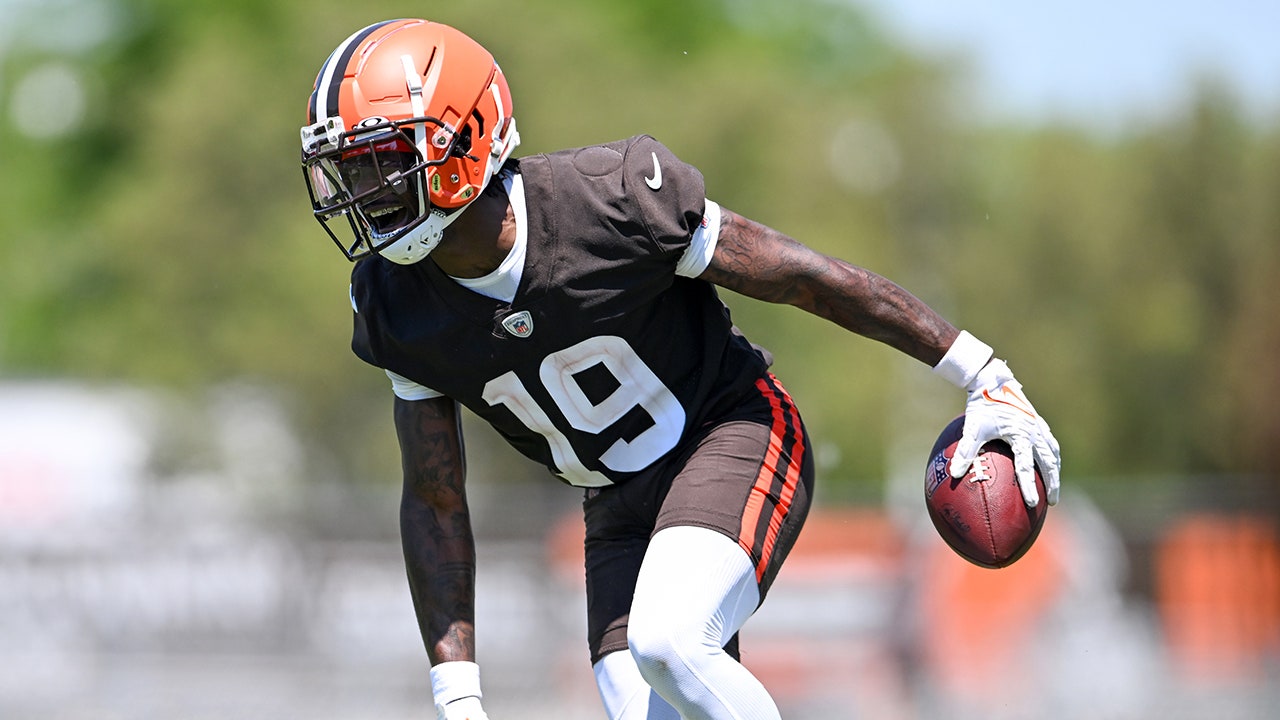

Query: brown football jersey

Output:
[351, 135, 771, 486]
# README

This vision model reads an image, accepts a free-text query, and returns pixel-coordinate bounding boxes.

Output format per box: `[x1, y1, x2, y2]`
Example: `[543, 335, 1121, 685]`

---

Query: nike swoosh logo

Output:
[644, 152, 663, 190]
[982, 386, 1037, 418]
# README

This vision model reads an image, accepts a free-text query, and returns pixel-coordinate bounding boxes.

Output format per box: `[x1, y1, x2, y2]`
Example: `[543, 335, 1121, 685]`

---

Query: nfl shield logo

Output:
[501, 310, 534, 338]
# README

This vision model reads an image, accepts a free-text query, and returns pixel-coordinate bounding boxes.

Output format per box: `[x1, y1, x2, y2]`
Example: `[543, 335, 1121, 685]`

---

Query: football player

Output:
[300, 18, 1060, 720]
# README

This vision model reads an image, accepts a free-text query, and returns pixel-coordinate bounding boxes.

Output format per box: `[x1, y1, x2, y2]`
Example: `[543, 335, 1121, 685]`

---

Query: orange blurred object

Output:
[1155, 514, 1280, 682]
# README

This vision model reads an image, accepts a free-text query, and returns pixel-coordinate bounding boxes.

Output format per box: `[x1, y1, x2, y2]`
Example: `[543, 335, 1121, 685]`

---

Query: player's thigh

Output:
[656, 378, 815, 597]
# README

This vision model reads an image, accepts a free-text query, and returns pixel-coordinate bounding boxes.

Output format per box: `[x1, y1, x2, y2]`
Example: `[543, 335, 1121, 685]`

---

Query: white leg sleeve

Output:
[626, 526, 781, 720]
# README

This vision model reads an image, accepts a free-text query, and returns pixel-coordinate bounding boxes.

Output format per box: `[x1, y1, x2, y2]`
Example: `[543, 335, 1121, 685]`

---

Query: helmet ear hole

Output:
[453, 124, 474, 159]
[470, 110, 486, 139]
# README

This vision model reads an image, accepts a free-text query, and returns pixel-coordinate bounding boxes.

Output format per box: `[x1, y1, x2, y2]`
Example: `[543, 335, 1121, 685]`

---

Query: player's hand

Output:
[953, 359, 1061, 507]
[437, 696, 489, 720]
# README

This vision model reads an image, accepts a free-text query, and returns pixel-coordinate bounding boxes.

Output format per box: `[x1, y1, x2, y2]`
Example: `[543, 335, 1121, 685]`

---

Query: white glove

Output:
[934, 332, 1061, 508]
[432, 661, 489, 720]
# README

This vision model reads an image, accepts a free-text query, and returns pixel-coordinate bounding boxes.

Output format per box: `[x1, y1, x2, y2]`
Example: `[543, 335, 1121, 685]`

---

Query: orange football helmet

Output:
[301, 19, 520, 263]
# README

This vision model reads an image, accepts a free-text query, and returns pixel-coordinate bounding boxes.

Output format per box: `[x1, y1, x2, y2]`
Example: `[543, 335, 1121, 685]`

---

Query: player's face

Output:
[338, 139, 422, 236]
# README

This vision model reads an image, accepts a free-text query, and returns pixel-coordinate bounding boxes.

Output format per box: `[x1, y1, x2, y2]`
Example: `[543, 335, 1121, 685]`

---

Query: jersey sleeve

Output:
[349, 278, 376, 370]
[351, 268, 443, 401]
[624, 135, 709, 259]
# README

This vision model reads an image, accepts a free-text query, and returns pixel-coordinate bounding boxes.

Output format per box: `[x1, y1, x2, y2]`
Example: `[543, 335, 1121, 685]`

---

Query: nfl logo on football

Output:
[926, 453, 948, 498]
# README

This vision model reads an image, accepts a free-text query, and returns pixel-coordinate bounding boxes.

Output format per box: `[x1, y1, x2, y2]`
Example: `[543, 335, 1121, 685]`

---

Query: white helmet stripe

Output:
[401, 53, 430, 221]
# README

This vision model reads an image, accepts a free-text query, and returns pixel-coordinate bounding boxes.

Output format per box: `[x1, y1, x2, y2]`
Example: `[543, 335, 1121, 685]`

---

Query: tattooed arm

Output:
[394, 395, 477, 665]
[700, 207, 959, 366]
[701, 207, 1063, 507]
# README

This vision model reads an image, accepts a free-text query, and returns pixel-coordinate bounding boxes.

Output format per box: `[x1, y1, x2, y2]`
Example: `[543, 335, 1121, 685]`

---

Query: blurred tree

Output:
[0, 0, 1275, 509]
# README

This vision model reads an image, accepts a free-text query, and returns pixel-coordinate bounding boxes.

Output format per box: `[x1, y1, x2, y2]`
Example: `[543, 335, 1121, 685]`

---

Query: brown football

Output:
[924, 415, 1048, 568]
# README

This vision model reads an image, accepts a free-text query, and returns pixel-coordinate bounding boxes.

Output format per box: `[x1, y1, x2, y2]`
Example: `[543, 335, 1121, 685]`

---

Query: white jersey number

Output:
[481, 335, 685, 487]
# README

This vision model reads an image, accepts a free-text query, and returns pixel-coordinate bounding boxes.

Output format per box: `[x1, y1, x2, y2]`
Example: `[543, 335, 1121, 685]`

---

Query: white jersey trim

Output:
[676, 199, 721, 278]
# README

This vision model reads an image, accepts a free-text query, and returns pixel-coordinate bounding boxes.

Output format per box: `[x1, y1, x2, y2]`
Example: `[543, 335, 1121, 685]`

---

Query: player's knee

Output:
[626, 618, 682, 688]
[626, 625, 668, 681]
[626, 615, 713, 694]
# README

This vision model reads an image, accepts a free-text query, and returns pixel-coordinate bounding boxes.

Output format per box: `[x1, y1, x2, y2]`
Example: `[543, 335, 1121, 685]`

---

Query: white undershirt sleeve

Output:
[386, 369, 443, 401]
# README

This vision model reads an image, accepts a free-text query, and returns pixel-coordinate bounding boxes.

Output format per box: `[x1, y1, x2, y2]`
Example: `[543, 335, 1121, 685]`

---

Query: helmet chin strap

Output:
[377, 211, 447, 265]
[402, 54, 432, 227]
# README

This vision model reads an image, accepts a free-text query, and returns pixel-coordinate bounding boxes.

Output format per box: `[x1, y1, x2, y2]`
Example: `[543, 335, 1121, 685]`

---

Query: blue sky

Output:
[857, 0, 1280, 126]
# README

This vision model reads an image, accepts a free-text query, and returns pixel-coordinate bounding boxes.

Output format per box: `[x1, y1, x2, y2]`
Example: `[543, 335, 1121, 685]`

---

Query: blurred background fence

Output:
[2, 0, 1278, 717]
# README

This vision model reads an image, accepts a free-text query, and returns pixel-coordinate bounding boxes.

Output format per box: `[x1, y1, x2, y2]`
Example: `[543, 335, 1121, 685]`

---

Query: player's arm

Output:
[700, 208, 958, 365]
[700, 207, 1060, 506]
[394, 395, 490, 719]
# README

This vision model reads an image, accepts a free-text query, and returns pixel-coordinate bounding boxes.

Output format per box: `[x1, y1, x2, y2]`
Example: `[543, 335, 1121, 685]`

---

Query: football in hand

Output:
[924, 415, 1048, 568]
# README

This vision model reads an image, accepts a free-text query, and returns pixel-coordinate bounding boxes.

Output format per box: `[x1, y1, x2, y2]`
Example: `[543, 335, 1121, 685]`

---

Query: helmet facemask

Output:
[302, 116, 469, 263]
